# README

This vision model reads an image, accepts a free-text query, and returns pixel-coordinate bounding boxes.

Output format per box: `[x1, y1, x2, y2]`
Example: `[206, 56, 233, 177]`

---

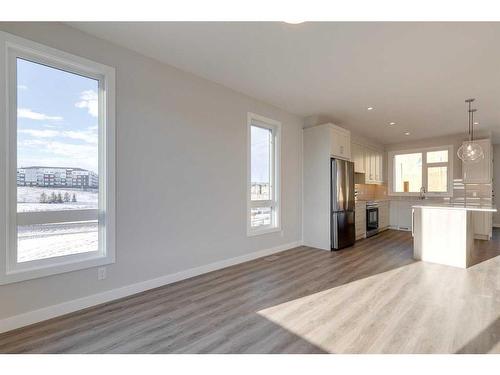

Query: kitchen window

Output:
[388, 145, 453, 197]
[247, 112, 281, 236]
[0, 31, 115, 284]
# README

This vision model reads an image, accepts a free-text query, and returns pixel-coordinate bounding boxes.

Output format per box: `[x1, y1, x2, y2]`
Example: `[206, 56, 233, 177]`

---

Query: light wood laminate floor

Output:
[2, 229, 500, 354]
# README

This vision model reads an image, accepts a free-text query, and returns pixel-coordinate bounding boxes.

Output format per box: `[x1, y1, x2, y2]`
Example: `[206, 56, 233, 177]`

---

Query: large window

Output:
[247, 113, 280, 236]
[0, 31, 115, 284]
[388, 145, 453, 197]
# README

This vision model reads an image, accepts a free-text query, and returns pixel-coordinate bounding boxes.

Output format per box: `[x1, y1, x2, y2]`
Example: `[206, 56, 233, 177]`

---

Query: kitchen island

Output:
[412, 203, 497, 268]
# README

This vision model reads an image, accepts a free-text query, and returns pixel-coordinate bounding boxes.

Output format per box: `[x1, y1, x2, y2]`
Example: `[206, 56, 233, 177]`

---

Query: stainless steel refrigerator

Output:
[331, 158, 355, 250]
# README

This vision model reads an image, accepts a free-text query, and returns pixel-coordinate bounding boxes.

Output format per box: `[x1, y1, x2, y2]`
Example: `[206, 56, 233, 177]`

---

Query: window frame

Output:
[388, 145, 454, 197]
[0, 31, 116, 284]
[247, 112, 281, 236]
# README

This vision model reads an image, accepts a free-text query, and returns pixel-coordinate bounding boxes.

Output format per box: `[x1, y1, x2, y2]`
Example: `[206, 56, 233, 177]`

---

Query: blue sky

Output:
[17, 58, 99, 173]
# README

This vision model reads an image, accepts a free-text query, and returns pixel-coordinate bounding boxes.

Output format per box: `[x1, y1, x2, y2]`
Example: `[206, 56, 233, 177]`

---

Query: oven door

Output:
[366, 207, 379, 236]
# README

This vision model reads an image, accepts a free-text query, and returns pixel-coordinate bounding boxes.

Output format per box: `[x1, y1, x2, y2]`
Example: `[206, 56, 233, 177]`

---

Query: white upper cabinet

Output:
[350, 141, 384, 184]
[330, 124, 351, 160]
[352, 143, 366, 173]
[364, 146, 384, 184]
[462, 139, 492, 184]
[376, 152, 383, 182]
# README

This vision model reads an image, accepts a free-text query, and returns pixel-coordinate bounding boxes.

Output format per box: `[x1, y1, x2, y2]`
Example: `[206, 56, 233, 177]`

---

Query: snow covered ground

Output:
[17, 186, 98, 212]
[17, 221, 98, 263]
[17, 186, 99, 261]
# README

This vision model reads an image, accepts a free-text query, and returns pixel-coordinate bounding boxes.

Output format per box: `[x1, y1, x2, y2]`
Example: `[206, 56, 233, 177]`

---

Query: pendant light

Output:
[457, 98, 484, 163]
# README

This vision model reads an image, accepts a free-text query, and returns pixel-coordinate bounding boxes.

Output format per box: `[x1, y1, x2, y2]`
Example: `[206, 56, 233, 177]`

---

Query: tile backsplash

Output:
[385, 179, 492, 206]
[355, 180, 492, 205]
[355, 184, 388, 201]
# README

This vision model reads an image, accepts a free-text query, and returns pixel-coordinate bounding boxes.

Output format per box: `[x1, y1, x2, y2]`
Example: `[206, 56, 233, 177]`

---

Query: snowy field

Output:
[18, 221, 98, 263]
[17, 186, 98, 261]
[17, 186, 98, 212]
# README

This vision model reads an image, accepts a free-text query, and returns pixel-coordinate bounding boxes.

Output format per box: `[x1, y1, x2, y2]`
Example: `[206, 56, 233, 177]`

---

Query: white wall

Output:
[493, 146, 500, 226]
[0, 23, 304, 321]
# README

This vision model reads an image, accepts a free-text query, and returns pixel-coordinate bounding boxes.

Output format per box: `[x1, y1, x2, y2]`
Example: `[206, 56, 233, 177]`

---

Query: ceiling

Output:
[68, 22, 500, 144]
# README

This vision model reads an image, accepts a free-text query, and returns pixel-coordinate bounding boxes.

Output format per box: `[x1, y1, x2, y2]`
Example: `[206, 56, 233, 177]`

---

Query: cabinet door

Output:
[397, 201, 413, 231]
[375, 151, 381, 182]
[379, 203, 389, 228]
[389, 201, 399, 227]
[352, 143, 365, 173]
[370, 150, 376, 183]
[355, 203, 366, 239]
[462, 139, 491, 183]
[378, 152, 384, 182]
[330, 129, 351, 160]
[473, 211, 492, 239]
[364, 148, 373, 183]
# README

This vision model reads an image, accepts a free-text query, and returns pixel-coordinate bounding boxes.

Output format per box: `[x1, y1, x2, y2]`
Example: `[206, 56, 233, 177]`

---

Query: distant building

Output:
[251, 182, 270, 200]
[17, 167, 98, 189]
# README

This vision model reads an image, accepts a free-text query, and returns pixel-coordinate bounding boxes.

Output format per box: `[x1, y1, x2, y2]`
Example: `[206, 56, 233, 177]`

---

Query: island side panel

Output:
[413, 207, 469, 268]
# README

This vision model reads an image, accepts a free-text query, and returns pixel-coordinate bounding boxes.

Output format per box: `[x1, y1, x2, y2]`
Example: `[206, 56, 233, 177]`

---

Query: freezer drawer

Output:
[331, 211, 356, 250]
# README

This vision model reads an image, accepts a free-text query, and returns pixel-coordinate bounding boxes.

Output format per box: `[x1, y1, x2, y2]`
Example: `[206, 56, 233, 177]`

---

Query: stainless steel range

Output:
[366, 201, 379, 237]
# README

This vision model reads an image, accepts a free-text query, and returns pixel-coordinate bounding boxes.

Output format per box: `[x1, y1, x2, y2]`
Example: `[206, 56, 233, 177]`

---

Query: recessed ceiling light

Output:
[404, 131, 411, 136]
[474, 122, 479, 125]
[283, 20, 306, 24]
[389, 122, 396, 126]
[367, 107, 374, 111]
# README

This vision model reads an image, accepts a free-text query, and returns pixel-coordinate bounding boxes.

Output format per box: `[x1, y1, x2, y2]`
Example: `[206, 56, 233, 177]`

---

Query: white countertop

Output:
[355, 199, 389, 203]
[412, 202, 497, 212]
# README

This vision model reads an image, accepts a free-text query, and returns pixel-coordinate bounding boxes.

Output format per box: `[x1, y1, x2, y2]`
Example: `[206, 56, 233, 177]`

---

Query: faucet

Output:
[419, 186, 426, 200]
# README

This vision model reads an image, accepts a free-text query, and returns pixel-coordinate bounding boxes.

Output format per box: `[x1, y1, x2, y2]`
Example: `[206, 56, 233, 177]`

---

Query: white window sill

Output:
[0, 253, 115, 285]
[247, 227, 281, 237]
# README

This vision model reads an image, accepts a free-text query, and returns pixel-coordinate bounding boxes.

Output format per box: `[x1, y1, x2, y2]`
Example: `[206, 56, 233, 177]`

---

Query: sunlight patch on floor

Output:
[257, 260, 500, 353]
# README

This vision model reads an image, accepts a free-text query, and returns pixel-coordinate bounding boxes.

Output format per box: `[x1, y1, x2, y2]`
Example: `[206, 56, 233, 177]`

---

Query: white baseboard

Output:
[0, 240, 302, 334]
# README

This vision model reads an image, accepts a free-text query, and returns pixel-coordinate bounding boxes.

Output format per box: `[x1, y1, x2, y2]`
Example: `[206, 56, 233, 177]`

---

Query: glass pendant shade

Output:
[457, 140, 484, 163]
[457, 99, 484, 164]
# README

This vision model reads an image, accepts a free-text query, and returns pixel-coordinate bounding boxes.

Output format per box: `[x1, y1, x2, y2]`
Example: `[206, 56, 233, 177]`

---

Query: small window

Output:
[427, 166, 448, 193]
[247, 113, 280, 235]
[427, 150, 448, 163]
[0, 31, 116, 284]
[393, 153, 422, 193]
[388, 145, 453, 197]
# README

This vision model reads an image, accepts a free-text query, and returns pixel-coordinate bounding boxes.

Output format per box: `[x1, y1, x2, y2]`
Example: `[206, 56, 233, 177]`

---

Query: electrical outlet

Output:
[98, 267, 107, 280]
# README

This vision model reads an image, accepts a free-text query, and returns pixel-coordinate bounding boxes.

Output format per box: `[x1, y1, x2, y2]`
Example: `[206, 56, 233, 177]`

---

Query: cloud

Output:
[19, 126, 98, 145]
[19, 129, 60, 138]
[18, 139, 98, 172]
[18, 124, 99, 172]
[17, 85, 28, 90]
[18, 139, 45, 147]
[18, 108, 63, 121]
[63, 130, 98, 145]
[75, 90, 98, 117]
